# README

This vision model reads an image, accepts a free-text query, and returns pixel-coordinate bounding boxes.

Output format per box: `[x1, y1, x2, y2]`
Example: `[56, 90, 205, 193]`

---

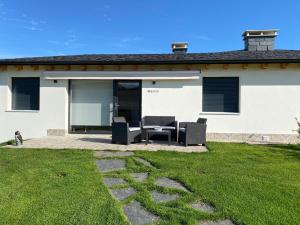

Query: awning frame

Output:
[43, 70, 201, 80]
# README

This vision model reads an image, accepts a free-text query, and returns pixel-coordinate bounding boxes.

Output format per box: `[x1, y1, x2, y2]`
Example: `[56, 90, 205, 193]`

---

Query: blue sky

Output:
[0, 0, 300, 58]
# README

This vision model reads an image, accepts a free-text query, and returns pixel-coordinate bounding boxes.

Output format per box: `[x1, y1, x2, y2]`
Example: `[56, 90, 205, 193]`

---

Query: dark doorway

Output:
[113, 80, 141, 122]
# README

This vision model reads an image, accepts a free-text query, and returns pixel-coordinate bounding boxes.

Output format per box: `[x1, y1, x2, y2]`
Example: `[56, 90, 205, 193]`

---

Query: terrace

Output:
[9, 133, 207, 153]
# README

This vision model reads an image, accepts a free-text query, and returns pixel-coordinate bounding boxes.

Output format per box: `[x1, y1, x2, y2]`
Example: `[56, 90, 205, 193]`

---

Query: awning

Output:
[43, 71, 200, 80]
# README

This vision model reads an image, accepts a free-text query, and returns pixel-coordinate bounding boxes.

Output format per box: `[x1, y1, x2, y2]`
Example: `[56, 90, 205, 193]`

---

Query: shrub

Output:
[0, 139, 15, 146]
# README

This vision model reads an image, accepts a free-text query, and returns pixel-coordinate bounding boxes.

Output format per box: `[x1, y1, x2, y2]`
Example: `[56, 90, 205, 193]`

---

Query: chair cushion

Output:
[161, 126, 176, 130]
[113, 117, 126, 123]
[142, 125, 161, 129]
[129, 127, 141, 132]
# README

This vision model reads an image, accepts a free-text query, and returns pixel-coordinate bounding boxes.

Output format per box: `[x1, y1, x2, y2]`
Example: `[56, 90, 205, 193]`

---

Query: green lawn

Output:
[0, 143, 300, 225]
[0, 149, 127, 225]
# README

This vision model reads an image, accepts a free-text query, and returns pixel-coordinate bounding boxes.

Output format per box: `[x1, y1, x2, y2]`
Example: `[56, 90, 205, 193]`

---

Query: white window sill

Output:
[200, 112, 240, 115]
[5, 110, 40, 113]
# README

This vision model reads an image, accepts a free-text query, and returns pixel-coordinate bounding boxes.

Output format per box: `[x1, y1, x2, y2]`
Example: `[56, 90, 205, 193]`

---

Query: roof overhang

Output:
[2, 59, 300, 66]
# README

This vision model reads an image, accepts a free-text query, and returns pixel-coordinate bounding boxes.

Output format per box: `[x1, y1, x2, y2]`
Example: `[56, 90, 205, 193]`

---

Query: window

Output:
[12, 77, 40, 110]
[202, 77, 239, 113]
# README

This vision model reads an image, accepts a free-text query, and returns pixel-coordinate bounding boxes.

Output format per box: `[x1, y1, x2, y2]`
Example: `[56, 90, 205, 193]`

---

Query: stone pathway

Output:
[151, 191, 180, 203]
[96, 151, 161, 224]
[191, 202, 216, 213]
[124, 201, 159, 225]
[130, 173, 149, 182]
[96, 150, 235, 225]
[111, 188, 136, 201]
[155, 177, 188, 192]
[96, 159, 126, 172]
[198, 220, 235, 225]
[134, 157, 155, 169]
[103, 177, 128, 187]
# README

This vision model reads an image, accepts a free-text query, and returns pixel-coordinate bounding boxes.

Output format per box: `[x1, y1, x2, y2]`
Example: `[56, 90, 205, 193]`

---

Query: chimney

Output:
[172, 42, 188, 54]
[243, 29, 278, 51]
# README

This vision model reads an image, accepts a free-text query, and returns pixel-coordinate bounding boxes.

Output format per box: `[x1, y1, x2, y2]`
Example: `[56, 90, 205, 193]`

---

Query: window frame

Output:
[201, 76, 240, 114]
[11, 77, 40, 111]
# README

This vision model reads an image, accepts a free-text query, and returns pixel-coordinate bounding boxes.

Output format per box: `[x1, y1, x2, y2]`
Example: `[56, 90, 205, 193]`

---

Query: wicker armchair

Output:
[111, 117, 141, 145]
[178, 118, 207, 146]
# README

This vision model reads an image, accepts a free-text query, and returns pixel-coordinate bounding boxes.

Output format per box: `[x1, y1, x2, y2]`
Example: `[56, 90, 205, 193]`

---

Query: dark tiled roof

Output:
[1, 50, 300, 65]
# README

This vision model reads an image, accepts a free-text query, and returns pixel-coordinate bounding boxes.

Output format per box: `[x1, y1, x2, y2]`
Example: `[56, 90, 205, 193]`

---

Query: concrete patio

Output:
[8, 133, 207, 153]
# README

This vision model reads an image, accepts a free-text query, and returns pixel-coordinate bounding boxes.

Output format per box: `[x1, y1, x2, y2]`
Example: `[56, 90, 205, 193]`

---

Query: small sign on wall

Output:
[147, 89, 159, 93]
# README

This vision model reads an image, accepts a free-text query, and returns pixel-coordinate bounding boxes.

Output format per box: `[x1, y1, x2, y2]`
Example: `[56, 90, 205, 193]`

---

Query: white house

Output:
[1, 30, 300, 143]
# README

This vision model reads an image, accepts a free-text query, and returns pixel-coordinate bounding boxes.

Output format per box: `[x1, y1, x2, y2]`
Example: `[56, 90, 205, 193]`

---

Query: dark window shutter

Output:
[12, 77, 40, 110]
[203, 77, 239, 113]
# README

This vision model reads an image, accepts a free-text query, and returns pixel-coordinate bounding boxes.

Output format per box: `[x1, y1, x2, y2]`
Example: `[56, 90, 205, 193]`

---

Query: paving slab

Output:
[95, 151, 134, 158]
[134, 157, 155, 168]
[192, 201, 216, 213]
[151, 191, 180, 203]
[124, 201, 159, 225]
[130, 173, 149, 182]
[96, 159, 126, 172]
[198, 219, 235, 225]
[155, 177, 188, 192]
[111, 187, 136, 201]
[103, 177, 128, 187]
[191, 202, 215, 213]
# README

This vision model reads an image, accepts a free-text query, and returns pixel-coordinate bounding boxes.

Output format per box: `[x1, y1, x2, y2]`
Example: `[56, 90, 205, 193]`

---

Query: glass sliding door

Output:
[113, 80, 141, 122]
[70, 80, 113, 132]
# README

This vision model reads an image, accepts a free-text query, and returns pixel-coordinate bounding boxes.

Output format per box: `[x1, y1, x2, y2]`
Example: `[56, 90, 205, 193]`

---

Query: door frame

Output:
[113, 80, 142, 121]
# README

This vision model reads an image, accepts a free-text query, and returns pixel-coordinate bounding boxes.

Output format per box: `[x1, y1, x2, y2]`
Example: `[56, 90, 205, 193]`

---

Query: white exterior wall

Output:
[142, 79, 202, 122]
[142, 64, 300, 137]
[0, 71, 68, 143]
[1, 64, 300, 143]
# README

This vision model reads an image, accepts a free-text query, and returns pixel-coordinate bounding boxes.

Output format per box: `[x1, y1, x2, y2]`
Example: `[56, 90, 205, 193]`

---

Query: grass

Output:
[0, 149, 127, 225]
[1, 143, 300, 225]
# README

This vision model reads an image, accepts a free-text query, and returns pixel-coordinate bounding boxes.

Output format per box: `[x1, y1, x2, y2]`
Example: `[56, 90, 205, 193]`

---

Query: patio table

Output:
[145, 129, 171, 145]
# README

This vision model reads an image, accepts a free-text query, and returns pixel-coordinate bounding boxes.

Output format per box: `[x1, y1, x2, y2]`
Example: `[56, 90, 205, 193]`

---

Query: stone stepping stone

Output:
[191, 202, 216, 213]
[95, 151, 134, 158]
[151, 191, 180, 203]
[130, 172, 149, 182]
[134, 157, 155, 168]
[103, 177, 127, 187]
[198, 219, 235, 225]
[124, 201, 159, 225]
[96, 159, 126, 172]
[155, 177, 188, 192]
[111, 187, 136, 201]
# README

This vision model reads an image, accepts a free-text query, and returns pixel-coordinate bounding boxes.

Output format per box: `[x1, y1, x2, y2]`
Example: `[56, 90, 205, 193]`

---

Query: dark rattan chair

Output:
[178, 118, 207, 146]
[111, 117, 141, 145]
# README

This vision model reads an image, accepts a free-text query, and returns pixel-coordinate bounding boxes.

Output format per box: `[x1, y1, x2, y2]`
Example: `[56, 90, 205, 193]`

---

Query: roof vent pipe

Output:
[172, 42, 188, 54]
